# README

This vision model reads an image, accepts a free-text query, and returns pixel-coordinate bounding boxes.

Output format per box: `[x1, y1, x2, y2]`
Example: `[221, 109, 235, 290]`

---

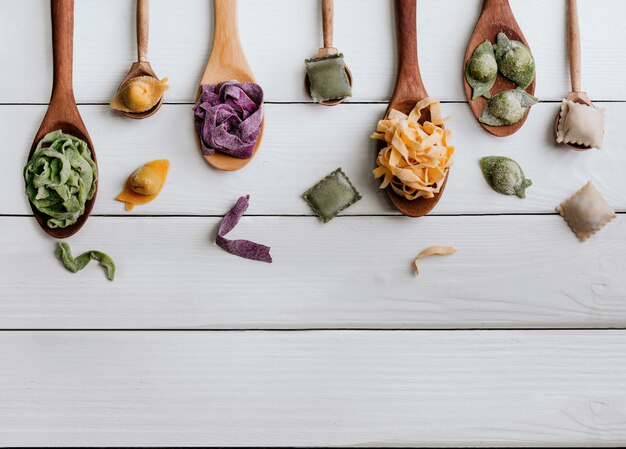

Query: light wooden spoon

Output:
[28, 0, 97, 239]
[115, 0, 163, 120]
[304, 0, 353, 106]
[463, 0, 536, 137]
[378, 0, 449, 218]
[196, 0, 264, 171]
[553, 0, 593, 151]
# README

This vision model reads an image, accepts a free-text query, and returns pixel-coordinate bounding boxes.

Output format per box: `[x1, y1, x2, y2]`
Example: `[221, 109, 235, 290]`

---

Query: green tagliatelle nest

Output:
[24, 130, 97, 229]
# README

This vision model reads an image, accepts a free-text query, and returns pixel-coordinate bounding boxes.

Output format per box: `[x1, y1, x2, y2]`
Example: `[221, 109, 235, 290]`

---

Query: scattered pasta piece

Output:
[216, 195, 272, 263]
[413, 246, 457, 276]
[55, 242, 116, 281]
[556, 182, 615, 241]
[302, 168, 361, 223]
[116, 160, 170, 211]
[371, 98, 454, 200]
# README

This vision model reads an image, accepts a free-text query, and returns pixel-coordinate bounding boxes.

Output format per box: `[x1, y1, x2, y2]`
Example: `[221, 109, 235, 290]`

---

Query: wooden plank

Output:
[1, 215, 624, 329]
[3, 103, 625, 216]
[0, 0, 624, 103]
[1, 330, 626, 447]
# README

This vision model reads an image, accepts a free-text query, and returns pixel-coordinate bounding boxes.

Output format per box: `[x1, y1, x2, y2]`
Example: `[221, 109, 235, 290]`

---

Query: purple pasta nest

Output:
[194, 81, 264, 159]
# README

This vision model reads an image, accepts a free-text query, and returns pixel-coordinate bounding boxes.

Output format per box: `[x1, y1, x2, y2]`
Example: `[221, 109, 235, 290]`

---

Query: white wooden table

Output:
[1, 0, 625, 447]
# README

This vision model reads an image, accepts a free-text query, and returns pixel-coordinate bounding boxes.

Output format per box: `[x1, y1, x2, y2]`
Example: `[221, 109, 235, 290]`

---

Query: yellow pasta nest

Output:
[110, 76, 169, 113]
[371, 98, 454, 200]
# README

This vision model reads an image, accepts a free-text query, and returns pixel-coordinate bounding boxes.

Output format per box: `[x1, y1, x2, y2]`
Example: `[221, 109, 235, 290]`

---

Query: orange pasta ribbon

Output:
[371, 98, 454, 200]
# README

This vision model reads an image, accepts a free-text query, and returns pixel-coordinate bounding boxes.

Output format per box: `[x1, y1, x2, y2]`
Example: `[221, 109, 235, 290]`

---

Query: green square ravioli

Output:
[305, 54, 352, 103]
[303, 168, 361, 223]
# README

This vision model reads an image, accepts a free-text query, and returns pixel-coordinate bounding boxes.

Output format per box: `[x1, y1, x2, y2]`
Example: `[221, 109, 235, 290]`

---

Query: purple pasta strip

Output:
[194, 81, 264, 159]
[216, 195, 272, 263]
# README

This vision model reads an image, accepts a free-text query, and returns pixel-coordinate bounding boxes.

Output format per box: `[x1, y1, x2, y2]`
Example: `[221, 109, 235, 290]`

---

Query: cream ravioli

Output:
[556, 182, 616, 241]
[557, 100, 606, 149]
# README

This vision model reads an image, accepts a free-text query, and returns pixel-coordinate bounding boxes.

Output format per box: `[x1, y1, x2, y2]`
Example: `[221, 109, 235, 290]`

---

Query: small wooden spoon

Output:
[378, 0, 448, 218]
[28, 0, 97, 239]
[463, 0, 536, 137]
[196, 0, 264, 171]
[115, 0, 163, 120]
[304, 0, 353, 106]
[553, 0, 593, 151]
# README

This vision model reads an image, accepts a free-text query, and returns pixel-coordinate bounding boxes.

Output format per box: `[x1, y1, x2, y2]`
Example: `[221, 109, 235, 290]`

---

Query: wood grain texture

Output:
[1, 215, 624, 329]
[1, 330, 626, 447]
[3, 103, 625, 216]
[1, 0, 625, 103]
[463, 0, 536, 137]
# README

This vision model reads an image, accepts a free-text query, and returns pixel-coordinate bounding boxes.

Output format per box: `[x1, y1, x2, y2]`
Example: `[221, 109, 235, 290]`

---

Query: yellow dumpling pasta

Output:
[110, 76, 169, 113]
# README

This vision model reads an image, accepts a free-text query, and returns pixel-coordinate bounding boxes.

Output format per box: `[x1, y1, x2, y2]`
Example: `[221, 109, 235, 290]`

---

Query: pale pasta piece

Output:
[556, 182, 615, 241]
[556, 99, 605, 149]
[413, 246, 457, 276]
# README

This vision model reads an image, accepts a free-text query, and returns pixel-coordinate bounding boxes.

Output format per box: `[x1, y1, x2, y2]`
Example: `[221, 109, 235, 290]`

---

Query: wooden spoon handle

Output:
[213, 0, 240, 52]
[482, 0, 513, 12]
[567, 0, 582, 92]
[137, 0, 149, 62]
[322, 0, 334, 49]
[50, 0, 75, 101]
[392, 0, 426, 102]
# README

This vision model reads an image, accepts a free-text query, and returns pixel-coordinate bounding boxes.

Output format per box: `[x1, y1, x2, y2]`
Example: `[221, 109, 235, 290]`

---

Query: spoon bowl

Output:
[378, 0, 448, 218]
[114, 0, 163, 120]
[196, 0, 264, 171]
[463, 0, 536, 137]
[27, 0, 97, 239]
[116, 62, 164, 120]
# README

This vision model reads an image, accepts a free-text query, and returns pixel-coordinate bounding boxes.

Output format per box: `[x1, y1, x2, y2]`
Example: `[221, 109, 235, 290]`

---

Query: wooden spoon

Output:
[196, 0, 264, 171]
[115, 0, 163, 120]
[304, 0, 353, 106]
[27, 0, 97, 239]
[553, 0, 593, 151]
[377, 0, 448, 218]
[463, 0, 536, 137]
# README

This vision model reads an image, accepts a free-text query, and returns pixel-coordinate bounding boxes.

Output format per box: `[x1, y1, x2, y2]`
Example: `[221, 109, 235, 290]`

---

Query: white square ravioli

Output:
[556, 182, 615, 241]
[556, 99, 605, 149]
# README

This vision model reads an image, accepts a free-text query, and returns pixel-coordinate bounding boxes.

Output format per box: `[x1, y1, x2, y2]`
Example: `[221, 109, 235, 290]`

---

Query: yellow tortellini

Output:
[110, 76, 169, 113]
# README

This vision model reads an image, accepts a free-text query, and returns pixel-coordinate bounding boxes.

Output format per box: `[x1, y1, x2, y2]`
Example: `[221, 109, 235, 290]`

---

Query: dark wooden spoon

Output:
[115, 0, 164, 120]
[27, 0, 97, 239]
[377, 0, 448, 218]
[553, 0, 594, 151]
[463, 0, 536, 137]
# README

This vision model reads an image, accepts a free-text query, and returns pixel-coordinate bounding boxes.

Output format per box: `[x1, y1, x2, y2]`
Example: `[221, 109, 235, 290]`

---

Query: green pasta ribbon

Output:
[24, 130, 97, 229]
[55, 242, 116, 281]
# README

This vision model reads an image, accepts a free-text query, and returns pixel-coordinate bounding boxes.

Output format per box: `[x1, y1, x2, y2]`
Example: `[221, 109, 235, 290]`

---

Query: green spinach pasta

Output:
[24, 130, 97, 228]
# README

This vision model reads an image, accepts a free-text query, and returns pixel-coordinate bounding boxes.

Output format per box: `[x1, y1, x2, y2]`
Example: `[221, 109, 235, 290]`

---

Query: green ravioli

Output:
[494, 32, 535, 89]
[303, 168, 361, 223]
[479, 88, 538, 126]
[466, 40, 497, 99]
[55, 242, 116, 281]
[24, 130, 97, 228]
[305, 54, 352, 103]
[480, 156, 532, 198]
